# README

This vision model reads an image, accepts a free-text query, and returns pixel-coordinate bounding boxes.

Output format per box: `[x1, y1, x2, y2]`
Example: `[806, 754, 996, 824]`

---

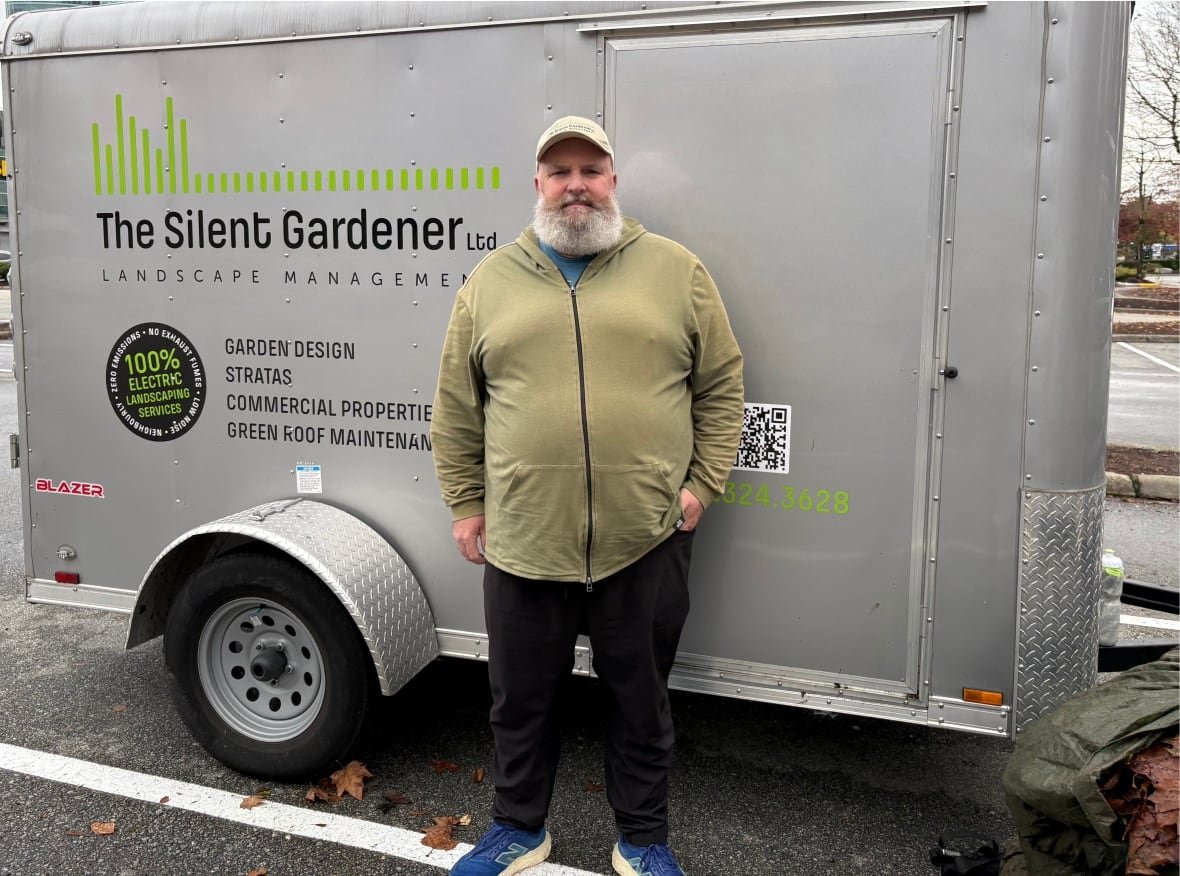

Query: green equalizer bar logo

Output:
[91, 94, 501, 197]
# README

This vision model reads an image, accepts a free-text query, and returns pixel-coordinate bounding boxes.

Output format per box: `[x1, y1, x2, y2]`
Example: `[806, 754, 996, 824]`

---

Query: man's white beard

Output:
[533, 192, 624, 257]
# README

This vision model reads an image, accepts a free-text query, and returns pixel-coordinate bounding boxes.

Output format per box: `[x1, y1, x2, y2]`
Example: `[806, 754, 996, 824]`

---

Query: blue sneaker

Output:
[450, 822, 552, 875]
[612, 837, 687, 876]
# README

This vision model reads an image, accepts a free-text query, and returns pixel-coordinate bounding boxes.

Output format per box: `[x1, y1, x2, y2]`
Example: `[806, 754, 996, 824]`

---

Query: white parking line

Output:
[0, 743, 595, 875]
[1121, 614, 1180, 632]
[1117, 341, 1180, 374]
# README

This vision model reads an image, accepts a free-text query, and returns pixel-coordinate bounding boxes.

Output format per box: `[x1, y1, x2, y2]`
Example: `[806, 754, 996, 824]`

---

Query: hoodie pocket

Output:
[591, 464, 681, 562]
[492, 464, 586, 574]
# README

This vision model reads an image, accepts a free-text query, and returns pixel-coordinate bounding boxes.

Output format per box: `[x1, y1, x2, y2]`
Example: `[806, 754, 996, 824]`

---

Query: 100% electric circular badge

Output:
[107, 323, 205, 441]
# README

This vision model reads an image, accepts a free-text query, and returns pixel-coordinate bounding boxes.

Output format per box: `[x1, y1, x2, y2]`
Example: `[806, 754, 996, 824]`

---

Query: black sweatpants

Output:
[483, 531, 694, 846]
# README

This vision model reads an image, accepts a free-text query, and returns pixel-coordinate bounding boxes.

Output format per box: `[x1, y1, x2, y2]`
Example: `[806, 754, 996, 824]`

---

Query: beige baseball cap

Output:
[535, 115, 614, 161]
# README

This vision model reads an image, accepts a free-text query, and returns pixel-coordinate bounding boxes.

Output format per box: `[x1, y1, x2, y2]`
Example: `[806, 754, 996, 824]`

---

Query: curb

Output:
[1113, 335, 1179, 344]
[1106, 471, 1180, 502]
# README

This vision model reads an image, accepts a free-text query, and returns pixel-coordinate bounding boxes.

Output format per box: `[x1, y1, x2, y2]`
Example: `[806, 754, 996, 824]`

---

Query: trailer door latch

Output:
[9, 433, 20, 468]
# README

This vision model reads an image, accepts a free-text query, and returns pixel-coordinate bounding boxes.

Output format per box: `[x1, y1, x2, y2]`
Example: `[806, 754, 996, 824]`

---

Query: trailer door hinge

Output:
[9, 433, 20, 468]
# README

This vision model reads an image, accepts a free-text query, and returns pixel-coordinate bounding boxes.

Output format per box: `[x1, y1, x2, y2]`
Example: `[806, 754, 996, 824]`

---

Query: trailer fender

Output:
[127, 498, 439, 696]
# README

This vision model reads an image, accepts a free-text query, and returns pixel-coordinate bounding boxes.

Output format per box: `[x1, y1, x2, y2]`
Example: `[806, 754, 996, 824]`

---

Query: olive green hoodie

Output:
[431, 218, 744, 582]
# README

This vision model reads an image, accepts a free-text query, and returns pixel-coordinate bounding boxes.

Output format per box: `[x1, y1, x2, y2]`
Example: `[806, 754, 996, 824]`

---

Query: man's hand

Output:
[452, 515, 487, 565]
[678, 488, 704, 532]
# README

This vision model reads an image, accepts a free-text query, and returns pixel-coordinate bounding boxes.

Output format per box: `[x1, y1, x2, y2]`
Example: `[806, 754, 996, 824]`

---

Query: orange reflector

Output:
[54, 571, 80, 585]
[963, 688, 1004, 706]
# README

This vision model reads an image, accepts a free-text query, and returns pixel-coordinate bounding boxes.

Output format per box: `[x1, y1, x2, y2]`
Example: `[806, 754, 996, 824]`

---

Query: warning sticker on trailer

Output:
[106, 323, 206, 441]
[733, 403, 791, 474]
[295, 464, 322, 494]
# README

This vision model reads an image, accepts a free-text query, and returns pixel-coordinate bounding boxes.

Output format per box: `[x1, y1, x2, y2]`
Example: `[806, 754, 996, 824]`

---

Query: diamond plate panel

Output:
[1016, 486, 1103, 733]
[149, 499, 438, 695]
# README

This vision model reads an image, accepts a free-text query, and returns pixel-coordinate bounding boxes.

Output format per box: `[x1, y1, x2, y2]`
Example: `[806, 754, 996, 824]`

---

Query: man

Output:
[431, 116, 744, 876]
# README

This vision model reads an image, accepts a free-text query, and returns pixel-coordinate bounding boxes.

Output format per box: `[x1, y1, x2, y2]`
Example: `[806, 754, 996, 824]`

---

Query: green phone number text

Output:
[720, 482, 849, 515]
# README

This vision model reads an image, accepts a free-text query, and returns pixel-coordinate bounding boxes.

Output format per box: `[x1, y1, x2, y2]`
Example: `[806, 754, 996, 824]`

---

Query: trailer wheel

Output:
[164, 552, 370, 780]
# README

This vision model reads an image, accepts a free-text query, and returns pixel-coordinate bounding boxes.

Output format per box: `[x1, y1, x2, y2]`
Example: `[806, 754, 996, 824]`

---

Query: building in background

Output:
[0, 2, 114, 226]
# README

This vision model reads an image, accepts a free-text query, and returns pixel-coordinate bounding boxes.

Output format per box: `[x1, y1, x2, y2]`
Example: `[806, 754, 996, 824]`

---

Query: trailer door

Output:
[604, 16, 956, 698]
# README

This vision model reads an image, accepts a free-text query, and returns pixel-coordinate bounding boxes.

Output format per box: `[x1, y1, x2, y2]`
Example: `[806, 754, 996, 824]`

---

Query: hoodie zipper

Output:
[568, 281, 595, 592]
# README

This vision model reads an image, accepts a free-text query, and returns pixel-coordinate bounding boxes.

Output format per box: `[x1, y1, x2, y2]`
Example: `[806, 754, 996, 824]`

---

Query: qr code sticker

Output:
[733, 403, 791, 474]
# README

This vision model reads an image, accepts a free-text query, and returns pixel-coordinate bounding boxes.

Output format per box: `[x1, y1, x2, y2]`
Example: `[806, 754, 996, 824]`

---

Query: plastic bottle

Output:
[1098, 549, 1125, 647]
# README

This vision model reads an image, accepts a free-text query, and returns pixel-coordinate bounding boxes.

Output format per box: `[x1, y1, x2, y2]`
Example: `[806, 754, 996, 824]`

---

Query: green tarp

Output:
[1002, 649, 1179, 875]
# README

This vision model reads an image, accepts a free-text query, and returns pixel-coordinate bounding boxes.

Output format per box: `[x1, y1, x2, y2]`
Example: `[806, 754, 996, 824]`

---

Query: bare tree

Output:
[1122, 2, 1179, 277]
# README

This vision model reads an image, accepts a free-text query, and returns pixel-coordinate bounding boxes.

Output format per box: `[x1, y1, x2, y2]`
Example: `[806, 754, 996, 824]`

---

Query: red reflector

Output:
[54, 571, 80, 585]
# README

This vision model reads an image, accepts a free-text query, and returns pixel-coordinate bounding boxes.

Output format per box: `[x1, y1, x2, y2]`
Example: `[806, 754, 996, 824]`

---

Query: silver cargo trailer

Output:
[2, 0, 1130, 777]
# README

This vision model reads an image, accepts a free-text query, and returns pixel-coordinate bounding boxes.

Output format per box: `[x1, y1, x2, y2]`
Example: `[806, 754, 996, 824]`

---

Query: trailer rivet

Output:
[1040, 195, 1047, 201]
[1028, 419, 1035, 425]
[1044, 137, 1051, 143]
[408, 64, 413, 70]
[547, 105, 553, 111]
[1025, 474, 1032, 480]
[176, 498, 181, 503]
[1032, 366, 1038, 372]
[938, 702, 944, 709]
[281, 162, 287, 168]
[1051, 18, 1058, 24]
[944, 238, 952, 244]
[927, 617, 933, 623]
[173, 460, 178, 465]
[952, 105, 959, 112]
[929, 557, 936, 563]
[161, 80, 166, 86]
[413, 388, 419, 394]
[279, 73, 284, 78]
[285, 298, 290, 303]
[933, 496, 939, 501]
[548, 55, 554, 61]
[1036, 253, 1044, 259]
[414, 476, 420, 482]
[949, 172, 956, 178]
[938, 717, 945, 724]
[936, 433, 942, 439]
[412, 343, 418, 348]
[957, 35, 963, 41]
[410, 112, 415, 117]
[1034, 310, 1041, 316]
[279, 118, 284, 123]
[1047, 77, 1054, 84]
[411, 160, 417, 166]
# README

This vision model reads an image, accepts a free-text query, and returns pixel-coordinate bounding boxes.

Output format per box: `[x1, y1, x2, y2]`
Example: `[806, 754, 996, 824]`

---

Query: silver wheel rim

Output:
[197, 597, 327, 742]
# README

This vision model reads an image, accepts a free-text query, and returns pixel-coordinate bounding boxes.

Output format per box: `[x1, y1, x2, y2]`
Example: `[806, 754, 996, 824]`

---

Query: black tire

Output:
[164, 551, 370, 780]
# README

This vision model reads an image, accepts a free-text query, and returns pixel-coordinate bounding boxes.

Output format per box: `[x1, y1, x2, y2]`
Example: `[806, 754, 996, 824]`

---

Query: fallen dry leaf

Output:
[431, 759, 461, 775]
[329, 760, 373, 800]
[159, 796, 170, 805]
[472, 767, 486, 784]
[457, 814, 472, 826]
[384, 790, 412, 805]
[421, 816, 463, 851]
[246, 868, 268, 876]
[90, 821, 116, 835]
[304, 785, 343, 805]
[1126, 736, 1179, 875]
[240, 795, 266, 810]
[111, 704, 127, 713]
[585, 782, 605, 793]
